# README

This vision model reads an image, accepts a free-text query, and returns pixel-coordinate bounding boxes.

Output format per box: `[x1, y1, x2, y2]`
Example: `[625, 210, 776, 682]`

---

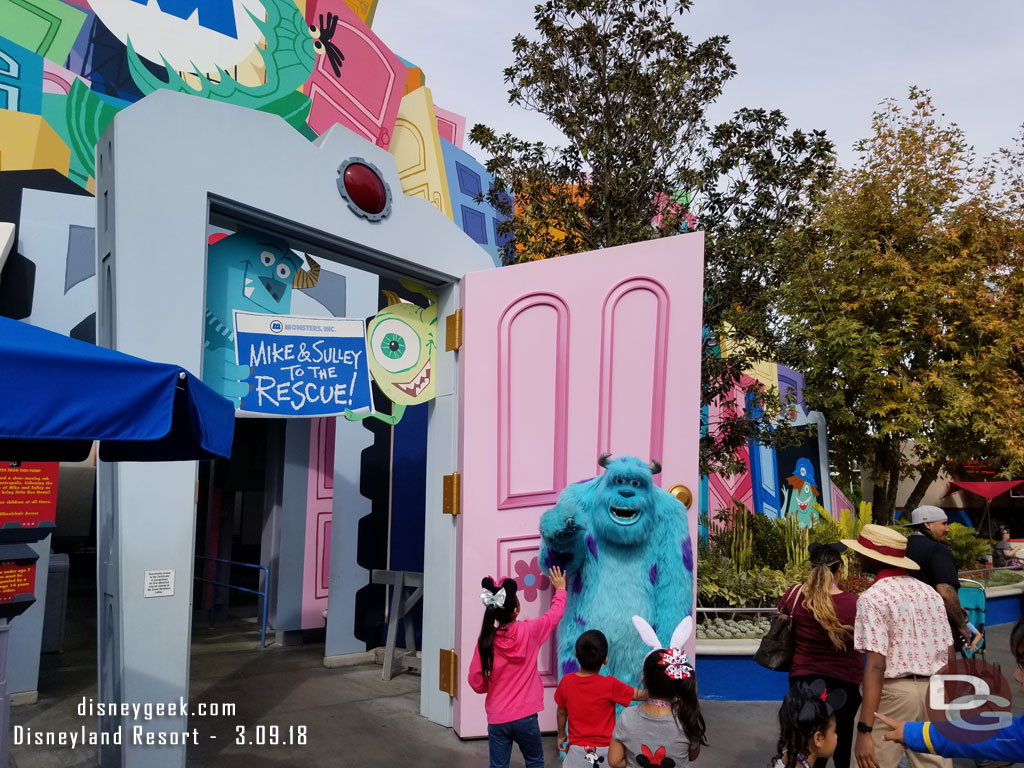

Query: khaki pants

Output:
[870, 677, 951, 768]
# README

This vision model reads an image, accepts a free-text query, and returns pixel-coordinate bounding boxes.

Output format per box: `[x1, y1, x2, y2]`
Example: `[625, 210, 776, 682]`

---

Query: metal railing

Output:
[193, 555, 269, 648]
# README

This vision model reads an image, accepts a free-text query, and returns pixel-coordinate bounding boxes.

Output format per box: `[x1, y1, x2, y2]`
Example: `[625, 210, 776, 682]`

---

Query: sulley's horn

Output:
[598, 452, 613, 468]
[293, 255, 321, 289]
[648, 459, 662, 475]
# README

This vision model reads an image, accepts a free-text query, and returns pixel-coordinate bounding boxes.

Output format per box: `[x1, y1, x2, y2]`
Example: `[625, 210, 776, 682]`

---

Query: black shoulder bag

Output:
[753, 585, 800, 671]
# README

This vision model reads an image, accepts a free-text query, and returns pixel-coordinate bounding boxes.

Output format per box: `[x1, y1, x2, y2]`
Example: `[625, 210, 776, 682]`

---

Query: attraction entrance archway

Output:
[97, 90, 705, 765]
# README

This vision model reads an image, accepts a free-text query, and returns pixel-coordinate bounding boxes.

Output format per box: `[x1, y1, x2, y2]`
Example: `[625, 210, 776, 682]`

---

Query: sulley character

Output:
[203, 229, 320, 407]
[539, 454, 694, 690]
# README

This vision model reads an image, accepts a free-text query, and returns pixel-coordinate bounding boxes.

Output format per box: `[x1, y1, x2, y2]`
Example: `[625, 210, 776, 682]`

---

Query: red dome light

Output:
[343, 163, 388, 215]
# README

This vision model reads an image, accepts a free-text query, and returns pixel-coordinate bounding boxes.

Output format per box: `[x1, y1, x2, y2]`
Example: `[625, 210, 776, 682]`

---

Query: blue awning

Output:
[0, 316, 234, 461]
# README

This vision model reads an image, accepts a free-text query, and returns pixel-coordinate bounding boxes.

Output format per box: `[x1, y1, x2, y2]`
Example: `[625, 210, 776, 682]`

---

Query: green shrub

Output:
[709, 500, 755, 572]
[946, 523, 991, 570]
[750, 513, 787, 571]
[697, 551, 791, 608]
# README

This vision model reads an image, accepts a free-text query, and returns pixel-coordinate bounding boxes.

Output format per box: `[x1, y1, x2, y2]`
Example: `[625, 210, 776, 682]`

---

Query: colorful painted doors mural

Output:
[453, 233, 705, 737]
[301, 0, 407, 144]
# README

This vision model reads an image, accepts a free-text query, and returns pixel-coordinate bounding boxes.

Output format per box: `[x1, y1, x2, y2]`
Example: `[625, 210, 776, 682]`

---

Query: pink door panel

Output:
[454, 233, 705, 737]
[303, 0, 407, 145]
[302, 417, 335, 628]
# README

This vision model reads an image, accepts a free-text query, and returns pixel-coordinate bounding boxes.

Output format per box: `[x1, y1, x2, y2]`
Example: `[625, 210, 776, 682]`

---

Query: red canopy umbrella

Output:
[946, 480, 1024, 540]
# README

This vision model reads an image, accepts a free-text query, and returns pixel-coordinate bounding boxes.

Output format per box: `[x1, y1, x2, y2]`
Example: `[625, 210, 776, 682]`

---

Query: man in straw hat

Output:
[842, 524, 953, 768]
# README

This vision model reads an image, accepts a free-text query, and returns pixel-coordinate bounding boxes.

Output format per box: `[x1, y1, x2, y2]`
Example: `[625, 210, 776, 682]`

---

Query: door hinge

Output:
[442, 472, 461, 516]
[445, 308, 463, 351]
[438, 648, 458, 698]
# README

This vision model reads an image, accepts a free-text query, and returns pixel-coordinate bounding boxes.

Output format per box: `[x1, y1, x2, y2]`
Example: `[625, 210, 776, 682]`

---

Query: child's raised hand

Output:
[549, 566, 567, 591]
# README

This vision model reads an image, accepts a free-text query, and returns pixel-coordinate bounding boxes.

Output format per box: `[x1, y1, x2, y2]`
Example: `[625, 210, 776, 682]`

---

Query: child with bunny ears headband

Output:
[607, 616, 707, 768]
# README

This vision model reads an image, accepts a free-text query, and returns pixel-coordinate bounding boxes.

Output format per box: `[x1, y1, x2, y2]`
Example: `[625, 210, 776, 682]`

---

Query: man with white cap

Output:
[905, 506, 971, 648]
[843, 524, 953, 768]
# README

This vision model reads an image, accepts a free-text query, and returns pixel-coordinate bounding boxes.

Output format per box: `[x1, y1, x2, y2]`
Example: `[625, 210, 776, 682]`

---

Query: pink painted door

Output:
[302, 0, 407, 145]
[454, 233, 705, 737]
[705, 375, 755, 529]
[302, 417, 335, 628]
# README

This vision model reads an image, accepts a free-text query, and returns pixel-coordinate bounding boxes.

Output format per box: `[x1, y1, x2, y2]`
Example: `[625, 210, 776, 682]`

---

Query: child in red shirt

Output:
[555, 629, 645, 767]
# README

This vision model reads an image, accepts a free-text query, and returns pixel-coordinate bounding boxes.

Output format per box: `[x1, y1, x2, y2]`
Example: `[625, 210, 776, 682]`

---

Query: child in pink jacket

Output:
[469, 566, 567, 768]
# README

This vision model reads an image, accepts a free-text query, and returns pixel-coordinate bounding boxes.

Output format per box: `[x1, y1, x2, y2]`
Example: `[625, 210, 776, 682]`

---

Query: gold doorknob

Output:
[668, 484, 692, 509]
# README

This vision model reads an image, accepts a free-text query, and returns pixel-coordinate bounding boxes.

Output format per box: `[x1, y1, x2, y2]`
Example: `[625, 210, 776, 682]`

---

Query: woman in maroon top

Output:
[778, 542, 862, 768]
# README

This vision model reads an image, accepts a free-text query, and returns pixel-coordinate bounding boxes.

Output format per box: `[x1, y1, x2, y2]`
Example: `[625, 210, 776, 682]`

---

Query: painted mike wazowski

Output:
[344, 284, 437, 426]
[203, 229, 320, 407]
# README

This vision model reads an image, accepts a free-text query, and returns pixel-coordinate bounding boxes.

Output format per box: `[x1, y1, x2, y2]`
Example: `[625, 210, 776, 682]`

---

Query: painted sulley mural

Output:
[203, 229, 321, 407]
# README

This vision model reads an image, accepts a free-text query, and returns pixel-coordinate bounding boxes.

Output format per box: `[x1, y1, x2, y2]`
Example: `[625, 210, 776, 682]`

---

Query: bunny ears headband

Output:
[794, 679, 847, 730]
[632, 615, 695, 681]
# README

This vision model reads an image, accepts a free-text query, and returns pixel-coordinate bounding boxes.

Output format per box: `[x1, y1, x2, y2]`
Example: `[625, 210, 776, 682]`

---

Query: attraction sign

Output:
[0, 462, 58, 543]
[232, 311, 374, 418]
[0, 543, 39, 620]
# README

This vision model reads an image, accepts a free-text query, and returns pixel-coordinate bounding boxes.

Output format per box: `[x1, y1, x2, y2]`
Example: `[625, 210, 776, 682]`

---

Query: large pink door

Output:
[454, 233, 705, 737]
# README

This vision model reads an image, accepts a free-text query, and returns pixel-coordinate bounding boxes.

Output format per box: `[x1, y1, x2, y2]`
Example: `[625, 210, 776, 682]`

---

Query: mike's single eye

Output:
[370, 318, 421, 373]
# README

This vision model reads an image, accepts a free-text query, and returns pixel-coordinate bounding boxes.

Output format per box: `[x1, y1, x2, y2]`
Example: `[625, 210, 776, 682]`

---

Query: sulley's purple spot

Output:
[575, 614, 586, 628]
[649, 563, 659, 585]
[572, 574, 583, 594]
[572, 476, 596, 485]
[562, 658, 580, 676]
[682, 537, 693, 571]
[586, 534, 598, 561]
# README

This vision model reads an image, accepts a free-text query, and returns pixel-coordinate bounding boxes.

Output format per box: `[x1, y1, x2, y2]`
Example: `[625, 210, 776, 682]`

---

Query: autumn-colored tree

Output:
[779, 88, 1024, 523]
[469, 0, 835, 476]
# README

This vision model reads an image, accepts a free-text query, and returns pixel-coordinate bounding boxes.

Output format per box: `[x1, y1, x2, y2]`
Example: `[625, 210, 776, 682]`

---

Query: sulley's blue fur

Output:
[539, 456, 694, 689]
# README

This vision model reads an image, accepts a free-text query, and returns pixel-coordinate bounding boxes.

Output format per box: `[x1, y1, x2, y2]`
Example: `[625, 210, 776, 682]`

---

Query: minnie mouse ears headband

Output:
[808, 542, 846, 565]
[632, 615, 694, 680]
[795, 679, 847, 730]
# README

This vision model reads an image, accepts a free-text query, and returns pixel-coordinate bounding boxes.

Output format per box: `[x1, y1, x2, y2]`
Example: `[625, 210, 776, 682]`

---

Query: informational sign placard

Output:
[233, 312, 374, 418]
[143, 569, 175, 598]
[0, 562, 35, 603]
[0, 462, 59, 531]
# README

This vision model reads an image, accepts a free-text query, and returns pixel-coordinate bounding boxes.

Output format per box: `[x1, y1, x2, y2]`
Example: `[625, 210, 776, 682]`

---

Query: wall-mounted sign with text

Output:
[233, 311, 374, 418]
[0, 462, 58, 543]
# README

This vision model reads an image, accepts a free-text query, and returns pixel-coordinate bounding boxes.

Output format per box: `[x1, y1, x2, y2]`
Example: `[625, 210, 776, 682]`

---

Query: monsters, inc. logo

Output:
[88, 0, 266, 73]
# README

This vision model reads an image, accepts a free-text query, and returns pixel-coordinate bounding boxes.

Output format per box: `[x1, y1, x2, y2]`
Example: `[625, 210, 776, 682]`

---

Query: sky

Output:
[372, 0, 1024, 168]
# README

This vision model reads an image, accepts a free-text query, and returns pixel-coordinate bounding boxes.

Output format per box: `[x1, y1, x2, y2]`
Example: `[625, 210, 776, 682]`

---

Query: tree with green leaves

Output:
[778, 88, 1024, 524]
[469, 0, 835, 476]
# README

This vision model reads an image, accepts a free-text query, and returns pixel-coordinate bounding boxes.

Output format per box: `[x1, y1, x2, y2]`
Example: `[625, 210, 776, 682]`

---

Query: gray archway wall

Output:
[95, 91, 492, 768]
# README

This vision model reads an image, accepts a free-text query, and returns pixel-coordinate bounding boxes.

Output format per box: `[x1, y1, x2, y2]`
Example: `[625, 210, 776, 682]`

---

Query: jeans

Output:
[487, 713, 544, 768]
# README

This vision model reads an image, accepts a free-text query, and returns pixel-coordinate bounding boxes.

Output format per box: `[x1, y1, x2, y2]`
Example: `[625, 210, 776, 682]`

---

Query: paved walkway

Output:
[9, 580, 1022, 766]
